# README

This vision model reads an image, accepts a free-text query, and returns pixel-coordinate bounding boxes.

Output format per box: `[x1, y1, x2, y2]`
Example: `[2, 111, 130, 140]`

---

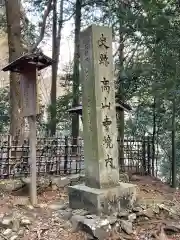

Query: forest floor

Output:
[0, 175, 180, 239]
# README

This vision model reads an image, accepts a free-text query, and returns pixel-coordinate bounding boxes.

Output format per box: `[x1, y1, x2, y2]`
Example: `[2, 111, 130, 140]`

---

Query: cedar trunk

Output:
[152, 97, 156, 176]
[118, 30, 125, 168]
[5, 0, 24, 141]
[171, 98, 176, 188]
[71, 0, 82, 140]
[50, 0, 58, 136]
[50, 0, 64, 135]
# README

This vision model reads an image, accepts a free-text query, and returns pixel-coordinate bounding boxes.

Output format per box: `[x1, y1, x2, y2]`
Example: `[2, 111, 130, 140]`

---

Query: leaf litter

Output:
[0, 175, 180, 239]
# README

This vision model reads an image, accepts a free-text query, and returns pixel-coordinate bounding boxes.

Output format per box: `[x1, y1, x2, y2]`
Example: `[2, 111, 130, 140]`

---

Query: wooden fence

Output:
[0, 134, 153, 178]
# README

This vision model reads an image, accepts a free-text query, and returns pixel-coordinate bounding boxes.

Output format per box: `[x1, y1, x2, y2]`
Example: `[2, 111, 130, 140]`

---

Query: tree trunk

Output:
[118, 29, 125, 169]
[50, 0, 57, 136]
[171, 98, 176, 188]
[152, 97, 156, 176]
[156, 126, 160, 177]
[50, 0, 64, 136]
[5, 0, 24, 142]
[71, 0, 82, 140]
[31, 0, 53, 52]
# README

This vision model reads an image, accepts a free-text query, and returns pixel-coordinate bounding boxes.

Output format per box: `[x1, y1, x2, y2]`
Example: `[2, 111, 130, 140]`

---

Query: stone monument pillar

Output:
[68, 25, 136, 214]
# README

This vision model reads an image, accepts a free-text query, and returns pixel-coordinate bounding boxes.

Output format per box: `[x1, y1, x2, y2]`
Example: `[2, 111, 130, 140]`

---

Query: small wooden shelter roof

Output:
[2, 52, 54, 73]
[68, 101, 132, 115]
[118, 100, 132, 111]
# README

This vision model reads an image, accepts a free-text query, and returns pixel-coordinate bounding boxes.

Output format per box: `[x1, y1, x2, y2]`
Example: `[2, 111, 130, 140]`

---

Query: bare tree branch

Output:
[113, 34, 127, 58]
[63, 10, 75, 22]
[57, 0, 64, 42]
[125, 40, 142, 68]
[30, 0, 53, 52]
[20, 3, 29, 27]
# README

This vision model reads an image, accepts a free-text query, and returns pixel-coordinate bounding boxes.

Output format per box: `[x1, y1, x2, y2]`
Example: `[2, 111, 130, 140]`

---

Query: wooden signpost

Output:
[2, 52, 54, 205]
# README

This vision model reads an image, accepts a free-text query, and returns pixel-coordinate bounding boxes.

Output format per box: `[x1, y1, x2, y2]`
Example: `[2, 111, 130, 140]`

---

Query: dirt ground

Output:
[0, 175, 180, 240]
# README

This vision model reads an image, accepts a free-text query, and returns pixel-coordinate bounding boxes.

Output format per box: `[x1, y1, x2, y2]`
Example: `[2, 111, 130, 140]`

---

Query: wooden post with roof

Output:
[2, 52, 54, 205]
[67, 100, 132, 121]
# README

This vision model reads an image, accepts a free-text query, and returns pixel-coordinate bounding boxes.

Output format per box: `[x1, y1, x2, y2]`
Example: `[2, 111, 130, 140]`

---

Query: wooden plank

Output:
[20, 68, 39, 117]
[29, 115, 37, 205]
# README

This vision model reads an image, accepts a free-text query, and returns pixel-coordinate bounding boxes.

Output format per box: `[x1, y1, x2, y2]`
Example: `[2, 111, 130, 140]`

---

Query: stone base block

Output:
[68, 182, 137, 215]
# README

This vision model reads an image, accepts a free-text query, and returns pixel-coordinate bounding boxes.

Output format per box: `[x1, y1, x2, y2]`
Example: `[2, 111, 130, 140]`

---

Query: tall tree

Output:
[31, 0, 53, 52]
[50, 0, 64, 135]
[171, 97, 176, 188]
[71, 0, 82, 139]
[5, 0, 23, 141]
[117, 17, 125, 167]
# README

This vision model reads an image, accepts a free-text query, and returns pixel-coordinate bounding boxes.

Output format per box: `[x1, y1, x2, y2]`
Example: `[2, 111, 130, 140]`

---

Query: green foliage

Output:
[56, 92, 73, 131]
[3, 0, 180, 184]
[0, 6, 6, 31]
[98, 0, 180, 183]
[0, 87, 10, 132]
[46, 91, 73, 134]
[46, 0, 180, 184]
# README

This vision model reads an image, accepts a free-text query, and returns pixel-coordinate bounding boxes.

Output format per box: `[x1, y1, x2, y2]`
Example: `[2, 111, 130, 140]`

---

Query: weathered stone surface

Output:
[12, 219, 20, 232]
[68, 25, 138, 215]
[0, 179, 24, 192]
[72, 209, 89, 216]
[152, 205, 160, 214]
[107, 216, 117, 225]
[158, 203, 177, 214]
[27, 205, 34, 210]
[132, 206, 143, 212]
[128, 213, 136, 222]
[69, 182, 136, 215]
[22, 176, 50, 186]
[10, 234, 18, 240]
[2, 228, 12, 236]
[1, 215, 12, 226]
[50, 174, 86, 189]
[61, 221, 72, 229]
[51, 176, 70, 188]
[57, 209, 73, 220]
[137, 208, 154, 219]
[70, 215, 85, 231]
[48, 200, 67, 210]
[20, 217, 31, 226]
[120, 220, 133, 235]
[80, 25, 119, 190]
[117, 211, 130, 218]
[70, 214, 110, 240]
[83, 218, 110, 240]
[164, 222, 180, 232]
[157, 203, 180, 220]
[17, 229, 24, 236]
[64, 24, 138, 221]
